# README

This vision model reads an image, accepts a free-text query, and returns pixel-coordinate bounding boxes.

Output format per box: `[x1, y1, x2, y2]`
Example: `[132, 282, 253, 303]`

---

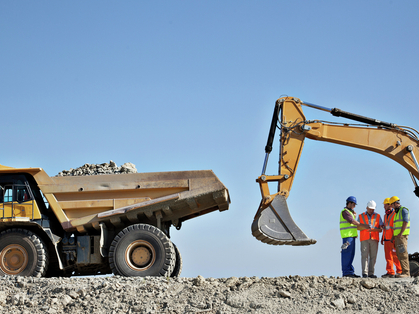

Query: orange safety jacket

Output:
[359, 212, 380, 241]
[382, 210, 396, 241]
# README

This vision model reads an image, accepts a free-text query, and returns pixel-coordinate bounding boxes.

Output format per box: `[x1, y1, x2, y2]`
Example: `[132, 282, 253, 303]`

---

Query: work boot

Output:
[362, 274, 368, 278]
[396, 274, 410, 278]
[381, 273, 395, 278]
[368, 275, 377, 278]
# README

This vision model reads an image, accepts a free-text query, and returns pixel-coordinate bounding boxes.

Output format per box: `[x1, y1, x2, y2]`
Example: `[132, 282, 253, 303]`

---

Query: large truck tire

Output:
[109, 224, 175, 277]
[0, 228, 49, 277]
[171, 243, 183, 278]
[410, 260, 419, 277]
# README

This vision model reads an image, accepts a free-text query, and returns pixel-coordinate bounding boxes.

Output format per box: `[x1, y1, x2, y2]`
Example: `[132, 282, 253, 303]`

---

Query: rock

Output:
[225, 277, 239, 287]
[69, 290, 79, 299]
[347, 295, 356, 304]
[361, 280, 375, 289]
[278, 290, 291, 298]
[331, 298, 345, 309]
[120, 162, 137, 173]
[379, 284, 391, 292]
[61, 294, 73, 307]
[193, 275, 206, 286]
[11, 293, 24, 306]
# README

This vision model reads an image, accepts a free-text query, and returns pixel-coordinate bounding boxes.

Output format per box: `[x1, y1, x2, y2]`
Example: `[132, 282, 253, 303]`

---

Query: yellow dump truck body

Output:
[45, 170, 229, 233]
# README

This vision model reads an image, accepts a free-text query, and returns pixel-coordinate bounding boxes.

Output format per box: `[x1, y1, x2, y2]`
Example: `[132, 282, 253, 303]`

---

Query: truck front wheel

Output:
[109, 224, 175, 277]
[0, 229, 49, 277]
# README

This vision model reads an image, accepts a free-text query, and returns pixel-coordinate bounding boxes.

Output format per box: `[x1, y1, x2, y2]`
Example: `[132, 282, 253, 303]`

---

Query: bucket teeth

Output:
[251, 195, 316, 246]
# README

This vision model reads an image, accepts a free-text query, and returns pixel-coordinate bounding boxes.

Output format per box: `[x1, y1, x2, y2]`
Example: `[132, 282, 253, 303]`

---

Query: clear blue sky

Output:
[1, 1, 419, 278]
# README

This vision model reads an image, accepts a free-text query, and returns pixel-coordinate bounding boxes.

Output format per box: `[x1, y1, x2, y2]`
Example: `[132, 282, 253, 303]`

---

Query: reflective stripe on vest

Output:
[359, 212, 380, 241]
[393, 206, 410, 236]
[340, 208, 357, 238]
[383, 210, 396, 240]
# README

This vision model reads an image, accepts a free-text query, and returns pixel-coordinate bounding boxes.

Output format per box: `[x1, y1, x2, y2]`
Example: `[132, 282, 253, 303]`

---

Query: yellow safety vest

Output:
[393, 206, 410, 236]
[340, 208, 357, 238]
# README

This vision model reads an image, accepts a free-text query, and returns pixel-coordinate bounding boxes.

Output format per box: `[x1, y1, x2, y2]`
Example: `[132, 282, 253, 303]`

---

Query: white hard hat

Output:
[367, 200, 376, 209]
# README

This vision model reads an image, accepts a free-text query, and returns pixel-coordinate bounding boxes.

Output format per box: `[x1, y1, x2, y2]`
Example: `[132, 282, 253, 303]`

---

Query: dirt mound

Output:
[1, 275, 418, 313]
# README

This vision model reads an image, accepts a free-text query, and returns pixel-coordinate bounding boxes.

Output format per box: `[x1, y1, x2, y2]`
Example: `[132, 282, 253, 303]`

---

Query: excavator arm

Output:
[252, 96, 419, 246]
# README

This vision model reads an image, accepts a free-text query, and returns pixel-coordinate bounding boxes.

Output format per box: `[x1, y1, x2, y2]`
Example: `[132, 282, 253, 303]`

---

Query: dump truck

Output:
[252, 96, 419, 276]
[0, 164, 230, 277]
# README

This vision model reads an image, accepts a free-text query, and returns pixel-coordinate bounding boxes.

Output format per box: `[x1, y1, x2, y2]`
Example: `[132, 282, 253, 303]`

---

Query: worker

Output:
[340, 196, 370, 278]
[381, 197, 402, 278]
[358, 200, 383, 278]
[391, 196, 411, 278]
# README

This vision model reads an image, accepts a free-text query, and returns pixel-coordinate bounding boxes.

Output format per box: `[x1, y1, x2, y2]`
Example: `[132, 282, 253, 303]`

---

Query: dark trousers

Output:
[341, 237, 356, 276]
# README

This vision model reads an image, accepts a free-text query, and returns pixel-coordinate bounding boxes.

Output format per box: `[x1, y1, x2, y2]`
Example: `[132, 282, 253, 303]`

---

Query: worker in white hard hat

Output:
[358, 200, 383, 278]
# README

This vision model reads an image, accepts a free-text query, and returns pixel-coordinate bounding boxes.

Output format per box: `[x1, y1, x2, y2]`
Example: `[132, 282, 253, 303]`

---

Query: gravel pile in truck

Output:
[56, 161, 137, 176]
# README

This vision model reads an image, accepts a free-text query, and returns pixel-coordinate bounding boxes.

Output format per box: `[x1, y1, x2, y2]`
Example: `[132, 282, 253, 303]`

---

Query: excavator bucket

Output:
[252, 195, 316, 246]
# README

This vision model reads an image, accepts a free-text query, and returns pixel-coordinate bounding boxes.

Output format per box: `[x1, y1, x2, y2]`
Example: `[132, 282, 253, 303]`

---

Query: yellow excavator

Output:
[252, 96, 419, 275]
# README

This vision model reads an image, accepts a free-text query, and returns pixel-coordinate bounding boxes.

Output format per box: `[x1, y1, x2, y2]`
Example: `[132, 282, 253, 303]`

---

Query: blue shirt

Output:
[396, 207, 409, 223]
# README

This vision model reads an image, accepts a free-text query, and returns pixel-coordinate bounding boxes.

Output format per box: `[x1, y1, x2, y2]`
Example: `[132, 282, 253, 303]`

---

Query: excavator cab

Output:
[252, 97, 317, 246]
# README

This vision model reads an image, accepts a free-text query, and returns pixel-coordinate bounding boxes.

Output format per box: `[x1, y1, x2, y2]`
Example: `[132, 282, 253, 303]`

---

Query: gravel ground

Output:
[1, 275, 418, 314]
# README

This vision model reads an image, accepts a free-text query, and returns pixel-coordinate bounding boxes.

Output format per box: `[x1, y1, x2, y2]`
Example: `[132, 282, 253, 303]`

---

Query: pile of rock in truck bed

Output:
[0, 275, 418, 314]
[56, 161, 137, 176]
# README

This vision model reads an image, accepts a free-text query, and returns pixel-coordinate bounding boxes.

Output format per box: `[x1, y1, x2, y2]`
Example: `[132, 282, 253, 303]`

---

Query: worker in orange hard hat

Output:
[358, 200, 383, 278]
[380, 197, 402, 278]
[391, 196, 411, 278]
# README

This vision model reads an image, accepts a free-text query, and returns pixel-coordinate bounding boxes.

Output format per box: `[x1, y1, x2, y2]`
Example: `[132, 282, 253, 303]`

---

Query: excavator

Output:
[252, 96, 419, 276]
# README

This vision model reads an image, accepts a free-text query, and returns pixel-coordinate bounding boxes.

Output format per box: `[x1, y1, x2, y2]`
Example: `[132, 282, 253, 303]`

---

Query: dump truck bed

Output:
[37, 170, 230, 233]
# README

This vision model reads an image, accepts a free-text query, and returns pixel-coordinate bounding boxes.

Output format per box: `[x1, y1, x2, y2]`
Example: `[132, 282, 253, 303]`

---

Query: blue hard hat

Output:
[346, 196, 357, 204]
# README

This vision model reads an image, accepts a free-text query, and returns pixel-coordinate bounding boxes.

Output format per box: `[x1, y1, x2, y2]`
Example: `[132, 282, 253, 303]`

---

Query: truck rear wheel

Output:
[109, 224, 175, 277]
[0, 229, 49, 277]
[171, 243, 182, 277]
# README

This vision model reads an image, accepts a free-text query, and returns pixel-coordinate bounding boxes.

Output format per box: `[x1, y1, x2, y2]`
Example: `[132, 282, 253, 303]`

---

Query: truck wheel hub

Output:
[125, 240, 155, 271]
[0, 244, 29, 275]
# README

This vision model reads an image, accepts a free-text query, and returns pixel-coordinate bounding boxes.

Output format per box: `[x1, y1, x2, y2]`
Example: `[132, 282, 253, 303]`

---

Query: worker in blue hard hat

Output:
[340, 196, 370, 278]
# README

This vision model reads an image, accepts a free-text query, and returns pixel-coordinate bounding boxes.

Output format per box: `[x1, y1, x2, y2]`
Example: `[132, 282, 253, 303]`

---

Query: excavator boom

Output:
[252, 96, 419, 246]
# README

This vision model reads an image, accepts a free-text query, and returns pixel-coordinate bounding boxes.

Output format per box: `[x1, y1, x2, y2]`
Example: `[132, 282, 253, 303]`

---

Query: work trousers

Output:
[360, 239, 378, 276]
[384, 240, 402, 275]
[341, 237, 356, 276]
[395, 235, 410, 276]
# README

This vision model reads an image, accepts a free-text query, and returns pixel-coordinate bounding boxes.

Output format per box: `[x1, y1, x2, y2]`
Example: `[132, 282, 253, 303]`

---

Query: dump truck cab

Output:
[0, 173, 44, 221]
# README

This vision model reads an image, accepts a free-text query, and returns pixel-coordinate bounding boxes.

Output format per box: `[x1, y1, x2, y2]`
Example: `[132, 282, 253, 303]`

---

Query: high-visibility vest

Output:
[393, 206, 410, 236]
[359, 212, 380, 241]
[340, 208, 357, 238]
[383, 210, 396, 241]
